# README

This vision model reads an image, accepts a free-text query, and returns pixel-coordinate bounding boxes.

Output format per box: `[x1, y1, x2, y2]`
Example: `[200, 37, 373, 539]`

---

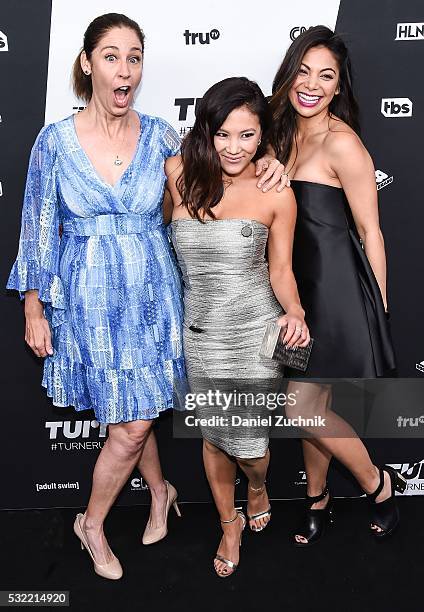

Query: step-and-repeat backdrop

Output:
[1, 0, 423, 509]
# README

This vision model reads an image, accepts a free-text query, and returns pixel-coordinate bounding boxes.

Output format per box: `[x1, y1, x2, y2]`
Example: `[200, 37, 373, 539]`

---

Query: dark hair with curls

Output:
[177, 76, 271, 221]
[270, 25, 360, 165]
[72, 13, 145, 103]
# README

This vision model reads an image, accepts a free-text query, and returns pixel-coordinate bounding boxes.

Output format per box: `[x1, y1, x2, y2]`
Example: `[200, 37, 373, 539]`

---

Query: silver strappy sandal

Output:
[247, 483, 271, 532]
[214, 508, 246, 578]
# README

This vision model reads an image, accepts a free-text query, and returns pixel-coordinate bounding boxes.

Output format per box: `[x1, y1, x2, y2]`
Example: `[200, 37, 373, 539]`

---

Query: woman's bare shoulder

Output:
[164, 154, 183, 179]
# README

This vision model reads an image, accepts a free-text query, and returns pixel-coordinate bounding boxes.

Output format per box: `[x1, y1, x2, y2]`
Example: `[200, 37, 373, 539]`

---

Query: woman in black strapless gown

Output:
[288, 180, 395, 378]
[262, 26, 406, 545]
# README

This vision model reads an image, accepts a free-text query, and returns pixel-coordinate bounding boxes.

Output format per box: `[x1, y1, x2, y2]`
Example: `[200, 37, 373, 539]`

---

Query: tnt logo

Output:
[183, 28, 220, 45]
[290, 26, 307, 41]
[375, 170, 394, 191]
[0, 31, 8, 51]
[381, 98, 413, 117]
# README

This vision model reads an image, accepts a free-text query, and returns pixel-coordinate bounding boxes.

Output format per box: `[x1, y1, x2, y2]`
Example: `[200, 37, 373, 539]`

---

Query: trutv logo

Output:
[0, 30, 9, 51]
[381, 98, 413, 117]
[183, 28, 220, 45]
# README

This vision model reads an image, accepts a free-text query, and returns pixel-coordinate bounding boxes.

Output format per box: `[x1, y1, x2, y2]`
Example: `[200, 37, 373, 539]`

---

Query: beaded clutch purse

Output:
[259, 320, 314, 372]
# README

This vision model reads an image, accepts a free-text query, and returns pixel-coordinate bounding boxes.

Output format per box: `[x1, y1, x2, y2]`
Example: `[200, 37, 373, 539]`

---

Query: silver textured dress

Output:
[170, 218, 283, 458]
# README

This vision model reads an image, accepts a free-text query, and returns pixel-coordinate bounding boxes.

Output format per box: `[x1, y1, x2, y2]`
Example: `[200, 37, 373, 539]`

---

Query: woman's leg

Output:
[135, 429, 168, 529]
[203, 439, 243, 576]
[287, 382, 392, 539]
[237, 449, 271, 530]
[82, 419, 154, 563]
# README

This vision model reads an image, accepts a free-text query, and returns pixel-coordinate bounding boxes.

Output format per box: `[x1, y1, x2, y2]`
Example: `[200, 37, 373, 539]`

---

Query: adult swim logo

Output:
[381, 98, 413, 117]
[416, 360, 424, 374]
[375, 170, 393, 191]
[0, 31, 8, 51]
[183, 28, 220, 45]
[396, 23, 424, 41]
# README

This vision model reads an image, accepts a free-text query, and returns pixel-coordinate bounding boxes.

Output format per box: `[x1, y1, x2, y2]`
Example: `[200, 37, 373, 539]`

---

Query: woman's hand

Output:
[24, 291, 53, 358]
[255, 155, 290, 192]
[277, 310, 310, 349]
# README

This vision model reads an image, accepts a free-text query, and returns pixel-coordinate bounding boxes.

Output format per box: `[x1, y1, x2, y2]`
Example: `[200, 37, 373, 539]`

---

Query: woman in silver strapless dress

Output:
[165, 77, 310, 577]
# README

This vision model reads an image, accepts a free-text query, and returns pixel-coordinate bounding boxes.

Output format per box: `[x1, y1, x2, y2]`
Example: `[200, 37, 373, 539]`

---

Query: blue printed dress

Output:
[7, 112, 185, 424]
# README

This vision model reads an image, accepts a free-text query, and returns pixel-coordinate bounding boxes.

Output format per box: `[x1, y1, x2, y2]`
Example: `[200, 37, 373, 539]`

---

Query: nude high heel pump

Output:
[73, 513, 123, 580]
[142, 480, 181, 545]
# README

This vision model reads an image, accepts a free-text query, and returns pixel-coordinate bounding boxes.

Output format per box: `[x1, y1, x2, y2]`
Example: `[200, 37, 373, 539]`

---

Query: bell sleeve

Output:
[6, 125, 66, 327]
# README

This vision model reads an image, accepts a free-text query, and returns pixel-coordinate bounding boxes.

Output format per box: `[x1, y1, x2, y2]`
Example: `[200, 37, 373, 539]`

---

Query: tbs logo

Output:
[0, 31, 9, 51]
[183, 28, 220, 45]
[381, 98, 413, 117]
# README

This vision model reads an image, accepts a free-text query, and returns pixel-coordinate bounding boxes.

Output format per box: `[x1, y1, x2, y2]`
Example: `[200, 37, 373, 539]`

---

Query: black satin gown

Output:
[286, 180, 396, 378]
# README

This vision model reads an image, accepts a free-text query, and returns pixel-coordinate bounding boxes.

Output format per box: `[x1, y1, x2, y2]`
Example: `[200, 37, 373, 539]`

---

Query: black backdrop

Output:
[1, 0, 423, 510]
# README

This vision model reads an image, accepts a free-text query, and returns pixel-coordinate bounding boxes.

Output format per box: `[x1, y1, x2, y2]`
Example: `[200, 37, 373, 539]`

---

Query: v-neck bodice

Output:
[70, 112, 143, 190]
[50, 112, 177, 219]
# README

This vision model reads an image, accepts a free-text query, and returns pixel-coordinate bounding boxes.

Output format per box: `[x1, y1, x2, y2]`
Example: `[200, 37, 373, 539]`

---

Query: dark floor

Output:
[1, 497, 421, 612]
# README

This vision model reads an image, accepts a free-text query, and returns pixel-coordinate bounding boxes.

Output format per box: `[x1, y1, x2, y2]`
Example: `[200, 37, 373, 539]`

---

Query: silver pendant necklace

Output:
[113, 120, 130, 166]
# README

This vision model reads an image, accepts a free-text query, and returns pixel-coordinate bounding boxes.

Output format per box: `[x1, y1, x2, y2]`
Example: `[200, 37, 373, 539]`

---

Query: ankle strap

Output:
[306, 485, 329, 505]
[366, 467, 385, 502]
[221, 507, 242, 524]
[249, 481, 266, 493]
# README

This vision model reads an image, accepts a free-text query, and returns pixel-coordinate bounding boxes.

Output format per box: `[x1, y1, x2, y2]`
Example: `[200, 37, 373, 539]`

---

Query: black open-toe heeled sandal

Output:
[293, 485, 334, 547]
[367, 465, 406, 538]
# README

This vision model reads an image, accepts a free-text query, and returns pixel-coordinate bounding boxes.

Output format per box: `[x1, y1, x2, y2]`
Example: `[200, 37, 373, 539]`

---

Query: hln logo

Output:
[381, 98, 413, 117]
[396, 22, 424, 41]
[0, 31, 9, 51]
[183, 28, 220, 45]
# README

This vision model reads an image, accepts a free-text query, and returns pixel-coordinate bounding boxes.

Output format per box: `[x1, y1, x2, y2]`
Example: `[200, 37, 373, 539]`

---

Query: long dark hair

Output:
[270, 25, 360, 165]
[72, 13, 145, 103]
[177, 77, 271, 221]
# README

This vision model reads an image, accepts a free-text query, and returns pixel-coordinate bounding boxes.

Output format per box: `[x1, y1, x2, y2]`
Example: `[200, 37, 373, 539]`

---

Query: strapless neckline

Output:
[291, 179, 343, 191]
[171, 218, 269, 229]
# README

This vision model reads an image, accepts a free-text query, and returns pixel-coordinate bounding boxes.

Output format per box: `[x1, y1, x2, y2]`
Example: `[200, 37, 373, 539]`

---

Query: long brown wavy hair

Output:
[270, 25, 360, 166]
[177, 77, 271, 221]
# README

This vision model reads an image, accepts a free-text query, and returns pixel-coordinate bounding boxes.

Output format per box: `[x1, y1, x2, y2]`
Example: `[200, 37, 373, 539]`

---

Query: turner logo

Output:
[183, 28, 220, 45]
[174, 97, 202, 121]
[0, 31, 8, 51]
[396, 22, 424, 41]
[45, 420, 108, 440]
[375, 170, 393, 191]
[381, 98, 413, 117]
[388, 462, 424, 494]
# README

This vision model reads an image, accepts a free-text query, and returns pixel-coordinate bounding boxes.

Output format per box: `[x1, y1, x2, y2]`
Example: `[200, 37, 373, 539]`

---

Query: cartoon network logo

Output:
[290, 26, 309, 41]
[0, 31, 8, 51]
[381, 98, 413, 117]
[396, 23, 424, 41]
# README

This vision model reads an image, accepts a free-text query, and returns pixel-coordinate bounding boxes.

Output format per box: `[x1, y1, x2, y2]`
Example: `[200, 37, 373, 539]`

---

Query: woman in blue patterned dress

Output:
[7, 13, 184, 580]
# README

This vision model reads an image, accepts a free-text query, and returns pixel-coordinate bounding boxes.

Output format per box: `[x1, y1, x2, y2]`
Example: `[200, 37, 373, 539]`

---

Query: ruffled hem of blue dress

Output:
[42, 354, 186, 424]
[7, 260, 66, 328]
